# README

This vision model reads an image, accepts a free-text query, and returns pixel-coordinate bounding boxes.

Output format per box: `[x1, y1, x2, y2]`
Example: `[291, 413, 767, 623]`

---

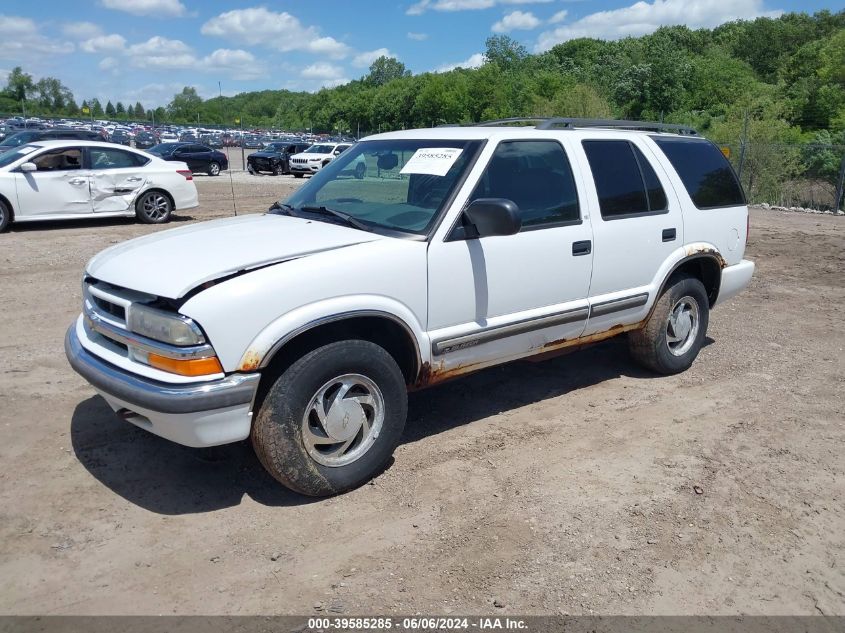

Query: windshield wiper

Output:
[298, 205, 370, 231]
[268, 201, 296, 216]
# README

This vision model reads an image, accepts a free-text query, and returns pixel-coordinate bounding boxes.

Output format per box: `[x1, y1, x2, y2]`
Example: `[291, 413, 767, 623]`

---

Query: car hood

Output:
[86, 214, 385, 299]
[249, 150, 281, 158]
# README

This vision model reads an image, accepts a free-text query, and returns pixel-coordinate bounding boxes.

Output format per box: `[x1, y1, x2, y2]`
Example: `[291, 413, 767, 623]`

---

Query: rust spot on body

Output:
[239, 350, 262, 372]
[413, 322, 643, 388]
[684, 245, 727, 268]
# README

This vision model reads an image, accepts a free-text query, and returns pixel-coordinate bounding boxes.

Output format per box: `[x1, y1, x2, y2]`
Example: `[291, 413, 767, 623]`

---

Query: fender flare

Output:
[236, 297, 428, 373]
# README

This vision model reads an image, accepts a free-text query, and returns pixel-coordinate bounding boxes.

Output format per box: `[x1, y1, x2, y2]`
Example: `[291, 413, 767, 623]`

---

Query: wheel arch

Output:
[659, 253, 723, 307]
[135, 187, 175, 210]
[0, 192, 15, 221]
[248, 311, 423, 411]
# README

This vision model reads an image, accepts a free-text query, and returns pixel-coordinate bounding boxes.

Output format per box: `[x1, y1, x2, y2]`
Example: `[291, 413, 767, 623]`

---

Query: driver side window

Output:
[469, 140, 580, 230]
[33, 148, 82, 172]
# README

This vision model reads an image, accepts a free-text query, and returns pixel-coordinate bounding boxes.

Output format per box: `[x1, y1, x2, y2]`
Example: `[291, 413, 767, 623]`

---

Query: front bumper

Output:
[65, 325, 260, 447]
[290, 162, 321, 173]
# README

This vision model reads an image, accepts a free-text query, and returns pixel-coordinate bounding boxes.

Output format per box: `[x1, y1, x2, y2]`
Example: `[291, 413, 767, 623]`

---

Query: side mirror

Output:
[463, 198, 521, 238]
[377, 153, 399, 171]
[19, 162, 37, 173]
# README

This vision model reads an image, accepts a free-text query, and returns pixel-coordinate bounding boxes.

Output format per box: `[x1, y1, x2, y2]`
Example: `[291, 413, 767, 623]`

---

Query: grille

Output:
[83, 279, 156, 358]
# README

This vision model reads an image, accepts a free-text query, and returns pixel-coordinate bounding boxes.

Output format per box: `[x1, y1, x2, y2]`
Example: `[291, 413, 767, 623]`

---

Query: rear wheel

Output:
[628, 274, 709, 375]
[207, 161, 221, 176]
[354, 161, 366, 180]
[135, 190, 172, 224]
[251, 340, 407, 496]
[0, 199, 10, 232]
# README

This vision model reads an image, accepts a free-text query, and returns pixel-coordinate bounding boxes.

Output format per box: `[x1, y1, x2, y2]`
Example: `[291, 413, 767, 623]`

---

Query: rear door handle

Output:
[662, 228, 676, 242]
[572, 240, 592, 256]
[68, 178, 87, 186]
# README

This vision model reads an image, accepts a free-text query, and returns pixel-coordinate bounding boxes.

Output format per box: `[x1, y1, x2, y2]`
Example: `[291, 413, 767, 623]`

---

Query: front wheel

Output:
[354, 161, 366, 180]
[207, 161, 221, 176]
[135, 191, 172, 224]
[272, 163, 284, 176]
[251, 340, 408, 496]
[628, 274, 709, 375]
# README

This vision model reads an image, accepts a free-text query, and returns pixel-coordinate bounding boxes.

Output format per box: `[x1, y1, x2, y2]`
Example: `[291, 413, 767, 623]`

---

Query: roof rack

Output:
[470, 117, 698, 136]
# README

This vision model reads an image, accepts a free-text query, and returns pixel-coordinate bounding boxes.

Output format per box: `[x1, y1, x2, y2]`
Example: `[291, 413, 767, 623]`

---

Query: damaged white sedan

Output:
[0, 140, 198, 232]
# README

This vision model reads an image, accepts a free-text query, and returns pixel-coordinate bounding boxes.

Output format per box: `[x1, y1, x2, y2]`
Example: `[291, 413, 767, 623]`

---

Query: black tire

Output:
[628, 274, 709, 375]
[251, 340, 407, 496]
[0, 199, 10, 232]
[135, 190, 173, 224]
[207, 161, 221, 176]
[272, 162, 283, 176]
[294, 173, 304, 178]
[354, 161, 366, 180]
[247, 164, 256, 175]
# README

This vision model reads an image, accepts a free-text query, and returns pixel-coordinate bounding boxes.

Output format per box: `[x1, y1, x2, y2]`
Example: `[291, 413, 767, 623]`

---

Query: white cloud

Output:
[492, 10, 541, 32]
[115, 37, 264, 79]
[548, 10, 568, 24]
[201, 8, 350, 59]
[408, 0, 552, 15]
[100, 0, 187, 18]
[407, 31, 429, 40]
[81, 34, 127, 53]
[353, 48, 396, 68]
[62, 21, 102, 39]
[0, 15, 74, 60]
[536, 0, 782, 51]
[301, 62, 345, 80]
[435, 52, 485, 72]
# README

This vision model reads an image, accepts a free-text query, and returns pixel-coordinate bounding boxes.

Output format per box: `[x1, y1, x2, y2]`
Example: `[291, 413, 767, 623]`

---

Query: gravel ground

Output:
[0, 187, 842, 616]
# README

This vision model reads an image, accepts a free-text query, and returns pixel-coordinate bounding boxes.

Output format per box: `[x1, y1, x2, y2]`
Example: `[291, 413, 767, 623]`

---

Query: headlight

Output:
[127, 303, 205, 346]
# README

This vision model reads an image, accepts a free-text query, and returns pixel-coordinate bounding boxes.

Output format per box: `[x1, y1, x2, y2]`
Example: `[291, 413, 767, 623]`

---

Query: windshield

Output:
[0, 144, 42, 168]
[306, 144, 334, 154]
[282, 139, 483, 235]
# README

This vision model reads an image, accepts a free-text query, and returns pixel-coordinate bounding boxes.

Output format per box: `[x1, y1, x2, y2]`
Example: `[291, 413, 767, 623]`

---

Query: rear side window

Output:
[651, 137, 745, 209]
[90, 147, 148, 169]
[582, 140, 668, 219]
[470, 140, 580, 229]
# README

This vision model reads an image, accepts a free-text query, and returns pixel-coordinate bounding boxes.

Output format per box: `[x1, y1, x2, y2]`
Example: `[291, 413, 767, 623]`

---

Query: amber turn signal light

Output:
[147, 353, 223, 376]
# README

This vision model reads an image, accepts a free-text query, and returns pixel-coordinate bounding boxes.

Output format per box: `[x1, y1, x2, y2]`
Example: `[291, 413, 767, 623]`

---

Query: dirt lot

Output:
[0, 176, 842, 616]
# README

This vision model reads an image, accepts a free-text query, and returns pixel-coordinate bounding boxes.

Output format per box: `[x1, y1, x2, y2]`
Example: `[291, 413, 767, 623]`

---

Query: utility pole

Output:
[218, 81, 222, 98]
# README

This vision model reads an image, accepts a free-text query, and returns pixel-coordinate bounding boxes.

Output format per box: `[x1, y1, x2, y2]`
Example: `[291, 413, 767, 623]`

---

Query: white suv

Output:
[66, 118, 754, 496]
[288, 142, 351, 177]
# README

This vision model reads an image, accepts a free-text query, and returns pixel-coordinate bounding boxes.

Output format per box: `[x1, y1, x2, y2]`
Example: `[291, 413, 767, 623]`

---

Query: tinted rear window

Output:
[651, 137, 745, 208]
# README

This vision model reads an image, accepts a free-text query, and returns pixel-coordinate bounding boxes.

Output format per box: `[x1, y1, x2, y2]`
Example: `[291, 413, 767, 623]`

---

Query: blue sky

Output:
[0, 0, 838, 109]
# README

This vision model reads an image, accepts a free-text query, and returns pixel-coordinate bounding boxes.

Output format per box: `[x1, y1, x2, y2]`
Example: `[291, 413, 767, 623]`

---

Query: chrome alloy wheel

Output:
[301, 374, 385, 467]
[140, 192, 170, 221]
[666, 295, 700, 357]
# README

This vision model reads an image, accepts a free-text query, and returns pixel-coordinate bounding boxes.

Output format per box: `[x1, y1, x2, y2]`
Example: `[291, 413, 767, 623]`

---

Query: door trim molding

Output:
[589, 292, 649, 318]
[432, 306, 589, 356]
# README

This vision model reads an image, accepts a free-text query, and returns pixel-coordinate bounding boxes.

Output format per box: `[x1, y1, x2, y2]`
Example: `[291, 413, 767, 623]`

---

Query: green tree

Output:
[127, 104, 135, 119]
[365, 56, 411, 87]
[115, 101, 125, 118]
[105, 100, 116, 117]
[167, 86, 202, 122]
[134, 101, 146, 119]
[91, 98, 104, 117]
[4, 67, 35, 102]
[484, 35, 527, 70]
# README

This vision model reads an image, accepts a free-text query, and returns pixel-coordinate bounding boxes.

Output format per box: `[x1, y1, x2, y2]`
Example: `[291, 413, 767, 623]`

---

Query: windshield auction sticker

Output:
[400, 147, 463, 177]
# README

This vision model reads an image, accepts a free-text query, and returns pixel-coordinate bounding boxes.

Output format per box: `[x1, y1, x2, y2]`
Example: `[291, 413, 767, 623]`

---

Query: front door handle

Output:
[126, 177, 143, 182]
[662, 228, 677, 242]
[572, 240, 592, 256]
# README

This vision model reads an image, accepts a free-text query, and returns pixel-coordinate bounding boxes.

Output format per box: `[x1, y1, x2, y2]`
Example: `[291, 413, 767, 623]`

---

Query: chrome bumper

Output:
[65, 325, 260, 415]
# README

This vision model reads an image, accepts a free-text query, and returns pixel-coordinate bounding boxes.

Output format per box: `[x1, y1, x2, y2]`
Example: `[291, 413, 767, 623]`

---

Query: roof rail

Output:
[469, 116, 698, 136]
[536, 117, 698, 135]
